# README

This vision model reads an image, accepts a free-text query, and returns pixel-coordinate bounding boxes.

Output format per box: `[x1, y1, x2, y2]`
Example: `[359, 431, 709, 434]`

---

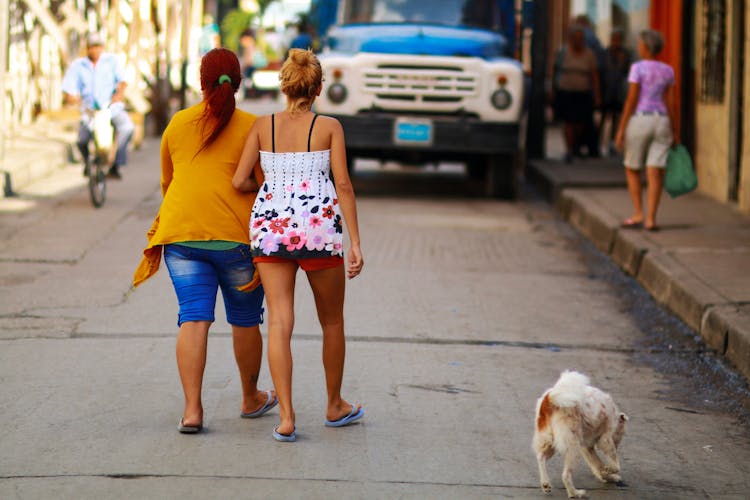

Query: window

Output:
[700, 0, 726, 103]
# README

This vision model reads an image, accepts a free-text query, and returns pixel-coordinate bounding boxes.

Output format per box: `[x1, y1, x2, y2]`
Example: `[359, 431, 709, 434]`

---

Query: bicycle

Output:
[82, 107, 114, 208]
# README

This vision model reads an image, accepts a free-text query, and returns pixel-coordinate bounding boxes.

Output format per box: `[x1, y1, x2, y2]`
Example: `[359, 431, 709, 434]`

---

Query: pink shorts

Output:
[253, 255, 343, 272]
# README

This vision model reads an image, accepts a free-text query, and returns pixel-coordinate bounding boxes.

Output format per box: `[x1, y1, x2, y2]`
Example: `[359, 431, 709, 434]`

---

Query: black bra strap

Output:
[307, 114, 319, 152]
[271, 114, 275, 153]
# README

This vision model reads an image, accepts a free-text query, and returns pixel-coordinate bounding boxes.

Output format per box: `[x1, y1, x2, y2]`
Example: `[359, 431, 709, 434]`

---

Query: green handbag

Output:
[664, 144, 697, 198]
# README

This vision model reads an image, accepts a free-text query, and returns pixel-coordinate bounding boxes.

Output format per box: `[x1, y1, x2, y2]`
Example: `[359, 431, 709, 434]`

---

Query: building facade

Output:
[570, 0, 750, 214]
[692, 0, 750, 212]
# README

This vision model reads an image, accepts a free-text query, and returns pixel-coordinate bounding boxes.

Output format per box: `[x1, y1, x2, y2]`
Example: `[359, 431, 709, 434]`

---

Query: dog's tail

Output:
[548, 370, 590, 408]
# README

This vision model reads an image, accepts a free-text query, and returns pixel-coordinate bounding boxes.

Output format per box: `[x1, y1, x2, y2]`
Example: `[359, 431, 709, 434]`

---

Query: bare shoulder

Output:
[249, 114, 272, 133]
[316, 115, 344, 135]
[254, 114, 273, 127]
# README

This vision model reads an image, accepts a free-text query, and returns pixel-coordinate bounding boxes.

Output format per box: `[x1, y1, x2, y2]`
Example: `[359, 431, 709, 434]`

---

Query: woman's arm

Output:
[664, 84, 679, 145]
[159, 132, 173, 196]
[330, 119, 363, 279]
[232, 121, 261, 192]
[615, 82, 640, 151]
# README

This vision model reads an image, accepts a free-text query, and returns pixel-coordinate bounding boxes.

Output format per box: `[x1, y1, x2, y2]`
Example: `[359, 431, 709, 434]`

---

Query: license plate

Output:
[394, 118, 433, 145]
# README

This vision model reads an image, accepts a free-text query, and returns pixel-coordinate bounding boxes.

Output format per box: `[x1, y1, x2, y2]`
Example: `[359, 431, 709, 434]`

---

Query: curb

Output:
[703, 305, 750, 381]
[2, 143, 70, 193]
[551, 187, 750, 382]
[566, 189, 619, 254]
[2, 119, 76, 195]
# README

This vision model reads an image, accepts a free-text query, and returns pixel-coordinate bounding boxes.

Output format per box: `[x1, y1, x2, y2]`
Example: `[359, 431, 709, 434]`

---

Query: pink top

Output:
[628, 60, 674, 114]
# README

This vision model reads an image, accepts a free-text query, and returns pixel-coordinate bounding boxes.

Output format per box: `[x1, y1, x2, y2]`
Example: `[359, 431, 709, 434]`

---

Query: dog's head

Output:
[613, 412, 628, 447]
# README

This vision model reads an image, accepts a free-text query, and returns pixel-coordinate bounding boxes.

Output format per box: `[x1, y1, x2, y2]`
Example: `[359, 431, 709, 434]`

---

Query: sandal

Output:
[272, 426, 297, 442]
[177, 418, 203, 434]
[620, 218, 643, 229]
[240, 390, 278, 419]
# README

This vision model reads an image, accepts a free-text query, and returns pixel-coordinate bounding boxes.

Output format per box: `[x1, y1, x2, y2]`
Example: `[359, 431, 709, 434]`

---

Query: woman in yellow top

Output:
[133, 48, 276, 433]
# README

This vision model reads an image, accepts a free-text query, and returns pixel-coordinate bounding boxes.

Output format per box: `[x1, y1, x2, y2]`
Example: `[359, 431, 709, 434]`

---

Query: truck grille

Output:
[362, 65, 479, 103]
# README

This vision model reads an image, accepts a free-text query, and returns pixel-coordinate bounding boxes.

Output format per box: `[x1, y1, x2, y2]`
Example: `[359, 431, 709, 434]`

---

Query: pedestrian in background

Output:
[602, 29, 632, 156]
[198, 15, 220, 56]
[615, 30, 677, 231]
[575, 14, 605, 158]
[61, 32, 134, 179]
[238, 29, 256, 99]
[133, 48, 276, 434]
[232, 49, 364, 442]
[552, 24, 601, 163]
[288, 19, 314, 52]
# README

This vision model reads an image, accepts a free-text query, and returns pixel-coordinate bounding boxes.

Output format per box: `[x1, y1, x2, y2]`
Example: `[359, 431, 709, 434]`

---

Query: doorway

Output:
[729, 0, 745, 201]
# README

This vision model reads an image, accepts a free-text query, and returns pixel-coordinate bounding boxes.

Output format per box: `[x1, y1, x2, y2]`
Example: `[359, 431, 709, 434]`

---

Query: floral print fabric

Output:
[628, 60, 674, 114]
[250, 150, 343, 259]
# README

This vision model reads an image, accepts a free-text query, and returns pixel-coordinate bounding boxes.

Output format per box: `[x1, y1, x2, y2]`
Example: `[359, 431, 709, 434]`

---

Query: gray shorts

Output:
[624, 114, 673, 169]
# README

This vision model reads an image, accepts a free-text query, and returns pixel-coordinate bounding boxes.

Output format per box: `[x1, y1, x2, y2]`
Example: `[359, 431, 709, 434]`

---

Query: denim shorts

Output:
[163, 244, 264, 327]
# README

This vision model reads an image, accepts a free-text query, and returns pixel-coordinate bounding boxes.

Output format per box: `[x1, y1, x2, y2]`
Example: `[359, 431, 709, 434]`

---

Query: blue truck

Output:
[311, 0, 524, 197]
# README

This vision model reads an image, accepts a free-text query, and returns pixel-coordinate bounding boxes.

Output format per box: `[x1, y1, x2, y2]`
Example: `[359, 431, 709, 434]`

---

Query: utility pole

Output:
[526, 0, 549, 159]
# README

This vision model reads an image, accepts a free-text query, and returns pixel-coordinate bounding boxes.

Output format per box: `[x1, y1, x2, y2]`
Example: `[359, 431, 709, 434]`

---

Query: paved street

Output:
[1, 103, 750, 499]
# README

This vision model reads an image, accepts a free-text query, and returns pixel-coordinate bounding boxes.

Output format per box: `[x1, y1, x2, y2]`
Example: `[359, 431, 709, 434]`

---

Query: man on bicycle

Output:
[62, 32, 134, 180]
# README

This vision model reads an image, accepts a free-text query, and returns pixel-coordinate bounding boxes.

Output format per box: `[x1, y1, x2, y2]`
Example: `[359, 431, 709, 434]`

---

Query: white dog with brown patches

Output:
[532, 371, 628, 498]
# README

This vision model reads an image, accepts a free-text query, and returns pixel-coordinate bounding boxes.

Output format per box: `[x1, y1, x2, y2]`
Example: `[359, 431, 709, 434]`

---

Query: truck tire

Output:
[486, 153, 518, 199]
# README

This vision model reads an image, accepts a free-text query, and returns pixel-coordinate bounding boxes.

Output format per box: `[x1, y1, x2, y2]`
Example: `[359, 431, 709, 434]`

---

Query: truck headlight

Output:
[327, 83, 348, 104]
[491, 89, 512, 110]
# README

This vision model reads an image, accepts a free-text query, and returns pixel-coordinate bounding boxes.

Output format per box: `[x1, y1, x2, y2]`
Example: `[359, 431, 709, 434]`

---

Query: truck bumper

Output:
[332, 113, 520, 156]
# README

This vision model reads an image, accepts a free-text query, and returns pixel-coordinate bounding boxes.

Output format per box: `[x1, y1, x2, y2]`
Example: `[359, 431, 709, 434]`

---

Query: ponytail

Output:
[197, 48, 242, 154]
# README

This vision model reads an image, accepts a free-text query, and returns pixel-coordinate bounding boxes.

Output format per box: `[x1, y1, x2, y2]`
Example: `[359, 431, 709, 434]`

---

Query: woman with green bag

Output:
[615, 29, 677, 231]
[664, 144, 697, 198]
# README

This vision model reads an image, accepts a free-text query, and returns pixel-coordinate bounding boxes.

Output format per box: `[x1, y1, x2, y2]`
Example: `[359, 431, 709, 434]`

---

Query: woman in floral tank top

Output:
[232, 49, 364, 442]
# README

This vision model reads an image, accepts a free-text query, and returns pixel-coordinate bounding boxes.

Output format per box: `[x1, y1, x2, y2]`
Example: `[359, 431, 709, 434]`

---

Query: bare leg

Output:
[176, 320, 211, 426]
[306, 265, 361, 420]
[257, 262, 298, 436]
[232, 324, 275, 414]
[624, 167, 644, 223]
[645, 166, 665, 229]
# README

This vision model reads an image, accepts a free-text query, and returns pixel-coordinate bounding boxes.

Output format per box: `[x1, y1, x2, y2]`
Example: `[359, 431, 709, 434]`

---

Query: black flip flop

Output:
[178, 418, 203, 434]
[620, 218, 643, 229]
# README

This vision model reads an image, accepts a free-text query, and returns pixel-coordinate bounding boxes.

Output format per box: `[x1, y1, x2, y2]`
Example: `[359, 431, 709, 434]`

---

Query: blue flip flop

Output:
[240, 390, 278, 419]
[272, 426, 296, 442]
[325, 404, 364, 427]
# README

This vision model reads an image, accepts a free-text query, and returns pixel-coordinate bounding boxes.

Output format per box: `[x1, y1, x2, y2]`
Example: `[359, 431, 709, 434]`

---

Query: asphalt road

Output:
[1, 102, 749, 499]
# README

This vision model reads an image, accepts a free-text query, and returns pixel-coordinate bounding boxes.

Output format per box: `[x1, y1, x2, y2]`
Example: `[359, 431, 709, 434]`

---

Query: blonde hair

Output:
[280, 49, 322, 113]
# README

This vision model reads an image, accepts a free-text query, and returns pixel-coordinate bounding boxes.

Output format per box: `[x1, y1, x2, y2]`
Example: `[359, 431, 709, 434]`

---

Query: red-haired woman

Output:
[133, 48, 276, 433]
[233, 49, 364, 442]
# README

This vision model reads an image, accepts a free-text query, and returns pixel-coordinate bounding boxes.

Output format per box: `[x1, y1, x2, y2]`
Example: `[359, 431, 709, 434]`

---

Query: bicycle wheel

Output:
[88, 154, 107, 208]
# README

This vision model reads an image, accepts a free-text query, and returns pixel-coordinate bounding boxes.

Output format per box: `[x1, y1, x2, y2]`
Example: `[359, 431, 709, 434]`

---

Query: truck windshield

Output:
[342, 0, 502, 32]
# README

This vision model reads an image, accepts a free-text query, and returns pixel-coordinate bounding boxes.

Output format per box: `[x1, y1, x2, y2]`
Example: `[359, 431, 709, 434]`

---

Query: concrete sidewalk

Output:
[527, 154, 750, 381]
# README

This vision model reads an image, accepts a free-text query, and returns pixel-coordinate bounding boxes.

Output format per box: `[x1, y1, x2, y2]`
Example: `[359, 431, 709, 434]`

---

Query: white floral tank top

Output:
[250, 115, 343, 258]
